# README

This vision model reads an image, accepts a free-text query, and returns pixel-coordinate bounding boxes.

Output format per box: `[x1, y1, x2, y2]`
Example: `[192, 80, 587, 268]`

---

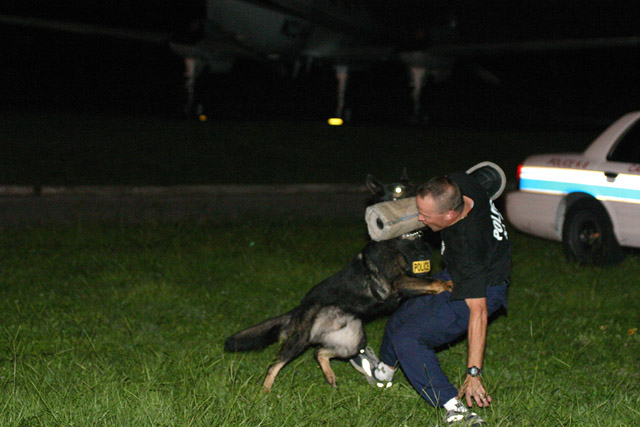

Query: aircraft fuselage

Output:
[207, 0, 382, 61]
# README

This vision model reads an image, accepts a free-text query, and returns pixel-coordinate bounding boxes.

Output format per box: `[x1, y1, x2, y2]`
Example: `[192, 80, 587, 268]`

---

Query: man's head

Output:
[416, 176, 464, 232]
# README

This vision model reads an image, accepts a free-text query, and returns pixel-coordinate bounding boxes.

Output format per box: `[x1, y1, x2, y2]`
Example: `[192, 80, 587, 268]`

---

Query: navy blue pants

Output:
[379, 276, 508, 407]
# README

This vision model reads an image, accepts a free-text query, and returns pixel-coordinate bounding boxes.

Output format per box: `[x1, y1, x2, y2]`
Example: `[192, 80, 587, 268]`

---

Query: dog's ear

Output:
[366, 174, 385, 197]
[400, 168, 411, 186]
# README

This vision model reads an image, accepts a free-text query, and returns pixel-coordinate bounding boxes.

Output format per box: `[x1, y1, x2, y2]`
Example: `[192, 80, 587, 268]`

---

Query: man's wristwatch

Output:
[467, 366, 483, 377]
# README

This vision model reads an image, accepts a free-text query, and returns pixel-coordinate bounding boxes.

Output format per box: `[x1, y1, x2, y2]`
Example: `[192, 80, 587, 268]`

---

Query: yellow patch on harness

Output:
[412, 260, 431, 274]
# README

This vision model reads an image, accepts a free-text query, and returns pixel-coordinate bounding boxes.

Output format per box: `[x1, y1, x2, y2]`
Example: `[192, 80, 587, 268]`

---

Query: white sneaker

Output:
[442, 400, 485, 426]
[349, 347, 393, 388]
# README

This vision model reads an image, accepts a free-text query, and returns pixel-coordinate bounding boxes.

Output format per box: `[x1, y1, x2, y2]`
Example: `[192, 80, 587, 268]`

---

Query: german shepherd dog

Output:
[224, 174, 452, 392]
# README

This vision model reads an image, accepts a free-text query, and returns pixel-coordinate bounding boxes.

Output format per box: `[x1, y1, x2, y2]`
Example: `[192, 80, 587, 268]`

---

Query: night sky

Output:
[2, 1, 639, 125]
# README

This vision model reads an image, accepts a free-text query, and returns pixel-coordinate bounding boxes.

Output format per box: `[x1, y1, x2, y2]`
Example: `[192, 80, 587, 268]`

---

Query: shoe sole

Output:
[349, 359, 369, 376]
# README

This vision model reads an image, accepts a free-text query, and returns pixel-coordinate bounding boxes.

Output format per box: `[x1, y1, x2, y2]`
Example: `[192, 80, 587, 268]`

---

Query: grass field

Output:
[1, 221, 638, 426]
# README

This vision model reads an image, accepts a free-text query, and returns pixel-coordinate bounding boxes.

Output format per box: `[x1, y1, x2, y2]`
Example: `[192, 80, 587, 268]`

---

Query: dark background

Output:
[2, 1, 639, 127]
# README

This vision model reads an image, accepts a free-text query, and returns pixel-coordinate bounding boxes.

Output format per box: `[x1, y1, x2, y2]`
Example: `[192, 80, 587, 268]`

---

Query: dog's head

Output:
[366, 170, 416, 205]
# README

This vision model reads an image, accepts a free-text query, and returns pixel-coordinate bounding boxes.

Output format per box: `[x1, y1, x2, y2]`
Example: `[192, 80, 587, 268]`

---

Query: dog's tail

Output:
[224, 311, 293, 352]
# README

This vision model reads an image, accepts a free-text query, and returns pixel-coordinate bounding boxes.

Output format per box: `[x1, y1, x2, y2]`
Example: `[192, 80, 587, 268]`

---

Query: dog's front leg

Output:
[394, 275, 453, 295]
[315, 348, 337, 388]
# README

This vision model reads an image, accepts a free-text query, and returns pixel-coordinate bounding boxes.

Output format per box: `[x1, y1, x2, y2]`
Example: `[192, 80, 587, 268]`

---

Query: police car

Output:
[506, 112, 640, 265]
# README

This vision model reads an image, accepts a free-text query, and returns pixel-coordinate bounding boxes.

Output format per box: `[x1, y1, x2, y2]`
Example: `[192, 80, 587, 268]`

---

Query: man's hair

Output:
[417, 176, 464, 213]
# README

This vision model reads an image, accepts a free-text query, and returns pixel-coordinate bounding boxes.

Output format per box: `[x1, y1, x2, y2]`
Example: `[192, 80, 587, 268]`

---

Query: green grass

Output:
[1, 111, 599, 186]
[0, 221, 638, 426]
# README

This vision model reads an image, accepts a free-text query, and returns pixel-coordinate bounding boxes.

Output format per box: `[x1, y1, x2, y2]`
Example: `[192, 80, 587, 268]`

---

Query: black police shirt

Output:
[440, 172, 511, 300]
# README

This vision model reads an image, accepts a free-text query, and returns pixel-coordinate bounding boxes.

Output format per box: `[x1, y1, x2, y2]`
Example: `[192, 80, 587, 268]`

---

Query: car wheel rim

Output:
[577, 220, 601, 251]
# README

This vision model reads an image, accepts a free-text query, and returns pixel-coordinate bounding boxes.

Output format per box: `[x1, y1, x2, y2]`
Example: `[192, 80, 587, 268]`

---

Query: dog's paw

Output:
[324, 373, 337, 388]
[443, 280, 454, 292]
[432, 280, 453, 293]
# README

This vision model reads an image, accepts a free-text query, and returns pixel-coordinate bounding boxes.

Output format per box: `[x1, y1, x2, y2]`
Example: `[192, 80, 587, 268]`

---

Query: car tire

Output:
[562, 198, 624, 266]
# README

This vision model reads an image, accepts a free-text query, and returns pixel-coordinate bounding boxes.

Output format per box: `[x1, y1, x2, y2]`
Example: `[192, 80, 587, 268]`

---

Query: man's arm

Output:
[458, 297, 491, 407]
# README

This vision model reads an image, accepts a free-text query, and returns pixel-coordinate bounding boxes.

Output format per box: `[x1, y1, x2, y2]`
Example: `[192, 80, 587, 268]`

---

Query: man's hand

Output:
[463, 297, 490, 407]
[458, 375, 492, 408]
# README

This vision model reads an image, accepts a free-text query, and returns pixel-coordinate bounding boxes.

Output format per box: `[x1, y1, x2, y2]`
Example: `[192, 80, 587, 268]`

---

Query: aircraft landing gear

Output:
[333, 65, 350, 121]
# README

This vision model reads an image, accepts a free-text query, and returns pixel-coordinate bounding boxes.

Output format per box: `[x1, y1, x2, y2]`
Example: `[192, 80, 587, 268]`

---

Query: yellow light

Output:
[328, 118, 343, 126]
[199, 114, 208, 122]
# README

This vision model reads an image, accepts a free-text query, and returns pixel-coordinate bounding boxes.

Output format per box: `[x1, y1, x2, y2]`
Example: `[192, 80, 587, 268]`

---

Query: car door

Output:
[597, 120, 640, 247]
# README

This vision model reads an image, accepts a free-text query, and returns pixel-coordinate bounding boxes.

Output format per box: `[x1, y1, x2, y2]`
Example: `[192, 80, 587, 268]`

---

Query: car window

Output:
[608, 121, 640, 163]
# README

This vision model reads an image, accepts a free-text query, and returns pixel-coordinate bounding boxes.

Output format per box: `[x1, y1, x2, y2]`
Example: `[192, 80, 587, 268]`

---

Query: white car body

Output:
[506, 111, 640, 253]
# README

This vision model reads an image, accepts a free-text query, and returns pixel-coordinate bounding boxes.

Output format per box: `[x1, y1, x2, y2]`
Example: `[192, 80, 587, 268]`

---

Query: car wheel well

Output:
[560, 194, 623, 265]
[557, 193, 594, 233]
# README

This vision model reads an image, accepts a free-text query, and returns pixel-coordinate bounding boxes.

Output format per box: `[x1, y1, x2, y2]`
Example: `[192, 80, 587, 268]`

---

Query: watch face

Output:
[468, 367, 481, 376]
